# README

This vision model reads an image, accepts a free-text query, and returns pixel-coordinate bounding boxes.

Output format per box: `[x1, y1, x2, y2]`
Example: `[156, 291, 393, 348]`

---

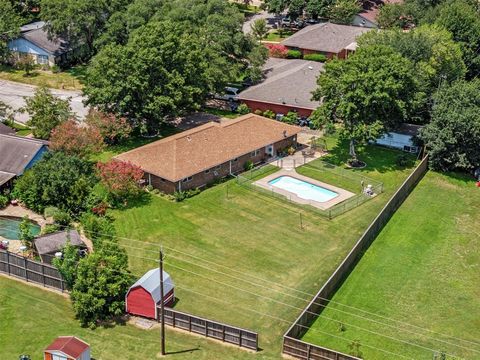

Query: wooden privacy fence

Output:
[157, 306, 258, 351]
[0, 249, 65, 292]
[283, 155, 429, 359]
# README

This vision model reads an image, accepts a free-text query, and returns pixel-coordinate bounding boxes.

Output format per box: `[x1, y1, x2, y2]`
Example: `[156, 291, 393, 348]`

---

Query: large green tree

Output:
[22, 87, 72, 139]
[327, 0, 361, 24]
[312, 45, 417, 162]
[420, 80, 480, 172]
[0, 1, 22, 61]
[13, 152, 96, 215]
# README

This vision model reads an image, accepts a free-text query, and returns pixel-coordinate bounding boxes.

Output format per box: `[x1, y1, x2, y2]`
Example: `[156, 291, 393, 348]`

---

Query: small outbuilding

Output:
[34, 230, 86, 264]
[126, 268, 175, 319]
[44, 336, 90, 360]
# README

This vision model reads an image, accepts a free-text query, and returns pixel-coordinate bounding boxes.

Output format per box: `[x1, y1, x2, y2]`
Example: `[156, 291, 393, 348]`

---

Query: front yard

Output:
[302, 171, 480, 359]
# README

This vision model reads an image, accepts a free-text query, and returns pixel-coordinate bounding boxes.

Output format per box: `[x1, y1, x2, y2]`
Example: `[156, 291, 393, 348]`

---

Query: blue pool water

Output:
[268, 176, 338, 203]
[0, 216, 41, 240]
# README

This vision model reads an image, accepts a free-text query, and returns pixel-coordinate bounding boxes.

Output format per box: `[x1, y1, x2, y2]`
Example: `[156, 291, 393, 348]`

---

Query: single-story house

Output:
[8, 21, 72, 67]
[0, 134, 48, 189]
[374, 123, 422, 153]
[238, 58, 323, 117]
[44, 336, 90, 360]
[34, 230, 86, 264]
[115, 114, 302, 193]
[126, 268, 175, 319]
[353, 0, 404, 28]
[281, 22, 371, 59]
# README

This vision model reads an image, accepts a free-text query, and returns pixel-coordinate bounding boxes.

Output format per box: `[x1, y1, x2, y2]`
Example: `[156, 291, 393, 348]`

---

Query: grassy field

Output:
[0, 65, 85, 90]
[265, 30, 295, 42]
[108, 139, 417, 358]
[302, 171, 480, 359]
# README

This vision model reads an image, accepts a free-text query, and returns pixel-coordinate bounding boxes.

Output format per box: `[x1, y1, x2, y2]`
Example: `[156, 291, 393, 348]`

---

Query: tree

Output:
[435, 0, 480, 79]
[0, 2, 22, 61]
[52, 239, 80, 290]
[16, 54, 35, 75]
[250, 18, 269, 40]
[420, 80, 480, 172]
[50, 120, 105, 158]
[312, 45, 417, 163]
[85, 109, 132, 144]
[13, 152, 96, 215]
[358, 25, 466, 121]
[22, 87, 72, 139]
[96, 160, 144, 205]
[19, 216, 34, 249]
[306, 0, 333, 18]
[71, 241, 133, 327]
[0, 101, 14, 121]
[327, 0, 361, 24]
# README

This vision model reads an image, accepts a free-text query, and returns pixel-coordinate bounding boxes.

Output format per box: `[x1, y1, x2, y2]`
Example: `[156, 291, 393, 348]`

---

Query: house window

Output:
[250, 149, 260, 157]
[205, 169, 210, 174]
[37, 55, 48, 65]
[182, 176, 193, 183]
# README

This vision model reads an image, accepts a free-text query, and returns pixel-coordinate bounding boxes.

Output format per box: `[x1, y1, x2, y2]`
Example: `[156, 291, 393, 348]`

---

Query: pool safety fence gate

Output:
[156, 306, 258, 351]
[0, 249, 65, 292]
[282, 155, 429, 360]
[236, 160, 384, 219]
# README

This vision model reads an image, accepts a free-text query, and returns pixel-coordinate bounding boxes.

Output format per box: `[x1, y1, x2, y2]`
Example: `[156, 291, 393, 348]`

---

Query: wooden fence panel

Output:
[157, 306, 258, 351]
[0, 249, 64, 292]
[282, 156, 429, 359]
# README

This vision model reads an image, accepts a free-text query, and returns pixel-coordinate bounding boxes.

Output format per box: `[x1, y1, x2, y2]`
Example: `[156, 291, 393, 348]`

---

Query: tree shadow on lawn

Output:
[323, 137, 417, 174]
[441, 170, 477, 185]
[123, 192, 152, 210]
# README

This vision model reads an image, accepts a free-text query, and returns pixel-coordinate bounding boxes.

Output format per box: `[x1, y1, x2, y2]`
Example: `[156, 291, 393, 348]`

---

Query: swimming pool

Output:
[0, 216, 41, 240]
[268, 176, 338, 203]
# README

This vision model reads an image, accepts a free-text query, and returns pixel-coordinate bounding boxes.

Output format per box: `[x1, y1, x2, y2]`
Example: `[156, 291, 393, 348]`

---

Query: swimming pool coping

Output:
[254, 169, 356, 210]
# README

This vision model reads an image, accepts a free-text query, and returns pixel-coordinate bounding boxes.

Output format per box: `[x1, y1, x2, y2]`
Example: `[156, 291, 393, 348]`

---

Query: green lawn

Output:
[0, 276, 261, 360]
[0, 64, 85, 90]
[265, 30, 295, 42]
[4, 120, 32, 136]
[302, 171, 480, 359]
[108, 139, 417, 358]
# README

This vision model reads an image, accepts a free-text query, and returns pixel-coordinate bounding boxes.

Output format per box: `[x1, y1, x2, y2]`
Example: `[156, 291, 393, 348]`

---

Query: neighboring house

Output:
[374, 123, 422, 153]
[282, 22, 371, 59]
[0, 134, 48, 189]
[8, 21, 72, 67]
[238, 58, 322, 117]
[44, 336, 90, 360]
[126, 268, 175, 319]
[115, 114, 301, 193]
[34, 230, 86, 264]
[0, 122, 15, 136]
[353, 0, 404, 28]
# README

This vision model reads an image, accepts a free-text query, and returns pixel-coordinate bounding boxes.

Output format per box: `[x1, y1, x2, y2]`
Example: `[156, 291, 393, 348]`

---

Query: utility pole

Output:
[159, 249, 166, 356]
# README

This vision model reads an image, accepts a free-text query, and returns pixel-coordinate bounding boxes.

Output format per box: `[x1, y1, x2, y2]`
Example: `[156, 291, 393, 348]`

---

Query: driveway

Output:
[243, 10, 280, 34]
[0, 80, 89, 124]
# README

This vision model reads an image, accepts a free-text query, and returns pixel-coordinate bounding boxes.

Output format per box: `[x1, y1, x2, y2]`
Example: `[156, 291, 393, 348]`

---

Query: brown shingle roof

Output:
[45, 336, 89, 359]
[282, 22, 371, 53]
[358, 0, 403, 23]
[115, 114, 301, 182]
[34, 229, 84, 255]
[238, 58, 323, 110]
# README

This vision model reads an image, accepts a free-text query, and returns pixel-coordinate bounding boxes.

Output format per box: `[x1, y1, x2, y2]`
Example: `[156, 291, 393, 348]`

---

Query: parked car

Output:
[305, 18, 321, 25]
[214, 87, 240, 101]
[293, 19, 305, 29]
[281, 17, 292, 27]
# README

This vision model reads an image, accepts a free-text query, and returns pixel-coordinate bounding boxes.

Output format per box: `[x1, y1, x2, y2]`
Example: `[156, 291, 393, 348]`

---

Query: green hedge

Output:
[287, 49, 302, 59]
[304, 53, 327, 62]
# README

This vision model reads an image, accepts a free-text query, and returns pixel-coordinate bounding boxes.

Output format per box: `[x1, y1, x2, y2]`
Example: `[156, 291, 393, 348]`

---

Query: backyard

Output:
[108, 138, 418, 357]
[302, 171, 480, 359]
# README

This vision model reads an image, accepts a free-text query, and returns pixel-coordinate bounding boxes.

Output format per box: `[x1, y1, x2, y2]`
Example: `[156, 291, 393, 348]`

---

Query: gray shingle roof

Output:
[282, 22, 371, 53]
[0, 134, 47, 175]
[34, 229, 84, 255]
[0, 122, 15, 136]
[21, 26, 70, 56]
[238, 58, 323, 110]
[128, 268, 174, 303]
[0, 171, 15, 186]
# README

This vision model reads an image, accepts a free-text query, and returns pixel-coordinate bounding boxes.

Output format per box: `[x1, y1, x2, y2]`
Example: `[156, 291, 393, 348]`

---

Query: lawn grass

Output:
[0, 64, 85, 90]
[202, 107, 240, 119]
[4, 120, 32, 136]
[0, 276, 261, 360]
[265, 29, 295, 42]
[108, 138, 417, 358]
[302, 171, 480, 360]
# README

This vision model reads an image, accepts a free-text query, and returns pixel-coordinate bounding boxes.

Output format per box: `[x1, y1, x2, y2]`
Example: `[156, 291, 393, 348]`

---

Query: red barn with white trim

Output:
[126, 268, 175, 319]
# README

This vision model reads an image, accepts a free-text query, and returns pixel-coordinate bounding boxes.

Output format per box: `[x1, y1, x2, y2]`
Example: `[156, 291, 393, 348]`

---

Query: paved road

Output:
[0, 80, 89, 124]
[243, 10, 280, 34]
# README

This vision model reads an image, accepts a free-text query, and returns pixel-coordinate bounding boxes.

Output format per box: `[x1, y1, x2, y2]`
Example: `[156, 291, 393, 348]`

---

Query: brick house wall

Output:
[145, 135, 297, 193]
[242, 100, 314, 117]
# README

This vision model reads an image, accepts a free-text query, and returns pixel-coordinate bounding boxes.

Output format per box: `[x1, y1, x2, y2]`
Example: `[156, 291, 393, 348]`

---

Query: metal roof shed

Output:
[126, 268, 175, 319]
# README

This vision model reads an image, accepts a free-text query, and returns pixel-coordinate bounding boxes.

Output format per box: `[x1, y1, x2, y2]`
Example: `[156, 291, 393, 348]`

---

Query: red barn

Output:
[126, 268, 175, 319]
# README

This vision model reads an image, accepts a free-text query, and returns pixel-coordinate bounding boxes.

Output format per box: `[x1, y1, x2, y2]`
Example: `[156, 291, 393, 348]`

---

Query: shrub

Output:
[19, 216, 34, 249]
[145, 184, 154, 192]
[287, 50, 302, 59]
[287, 146, 296, 155]
[304, 53, 327, 62]
[174, 188, 201, 202]
[254, 109, 263, 115]
[53, 209, 72, 226]
[244, 160, 254, 171]
[237, 103, 250, 115]
[80, 212, 115, 243]
[396, 154, 409, 167]
[41, 224, 61, 235]
[44, 206, 60, 218]
[0, 195, 8, 208]
[263, 109, 276, 119]
[266, 44, 288, 58]
[51, 65, 61, 73]
[282, 111, 299, 125]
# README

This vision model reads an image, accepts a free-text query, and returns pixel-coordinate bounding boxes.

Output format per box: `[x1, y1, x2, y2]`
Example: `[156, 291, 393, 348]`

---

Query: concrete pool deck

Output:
[254, 169, 355, 210]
